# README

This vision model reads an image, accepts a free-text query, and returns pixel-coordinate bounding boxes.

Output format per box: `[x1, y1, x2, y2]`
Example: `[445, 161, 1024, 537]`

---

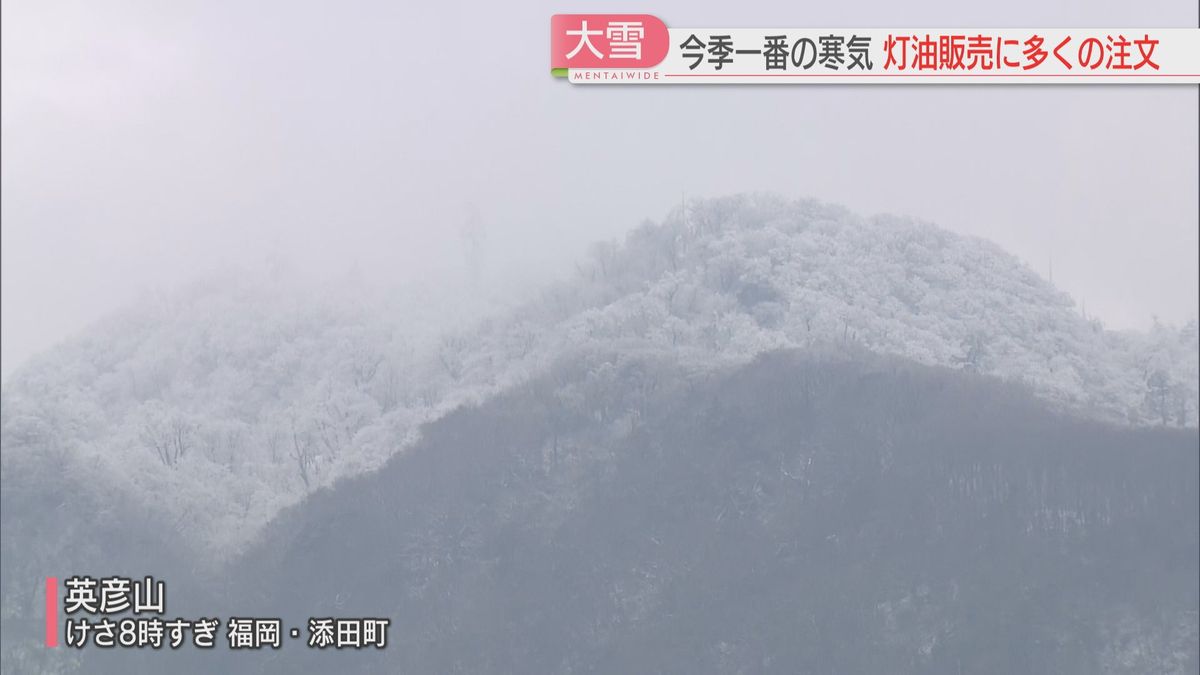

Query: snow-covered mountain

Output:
[2, 194, 1196, 562]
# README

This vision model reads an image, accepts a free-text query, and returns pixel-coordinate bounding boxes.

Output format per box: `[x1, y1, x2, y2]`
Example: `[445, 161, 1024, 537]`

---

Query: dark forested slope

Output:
[178, 349, 1199, 675]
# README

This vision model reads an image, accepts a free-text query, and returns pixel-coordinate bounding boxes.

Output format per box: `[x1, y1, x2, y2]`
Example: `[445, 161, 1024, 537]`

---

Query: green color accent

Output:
[551, 68, 568, 78]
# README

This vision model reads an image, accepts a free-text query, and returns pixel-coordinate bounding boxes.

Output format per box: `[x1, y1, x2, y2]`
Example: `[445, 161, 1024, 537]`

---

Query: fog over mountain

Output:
[1, 195, 1197, 672]
[4, 1, 1198, 382]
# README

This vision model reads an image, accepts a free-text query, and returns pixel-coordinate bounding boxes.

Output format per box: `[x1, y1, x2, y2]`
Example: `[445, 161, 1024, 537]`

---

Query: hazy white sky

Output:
[2, 0, 1197, 379]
